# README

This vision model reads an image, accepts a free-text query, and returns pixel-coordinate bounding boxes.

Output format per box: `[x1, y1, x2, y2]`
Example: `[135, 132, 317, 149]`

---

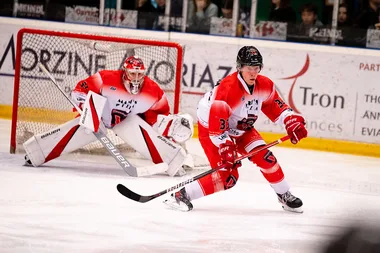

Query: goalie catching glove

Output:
[155, 114, 194, 143]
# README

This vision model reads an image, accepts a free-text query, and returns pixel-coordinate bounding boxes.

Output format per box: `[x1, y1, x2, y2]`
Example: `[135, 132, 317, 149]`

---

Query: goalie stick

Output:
[38, 63, 145, 177]
[117, 135, 290, 203]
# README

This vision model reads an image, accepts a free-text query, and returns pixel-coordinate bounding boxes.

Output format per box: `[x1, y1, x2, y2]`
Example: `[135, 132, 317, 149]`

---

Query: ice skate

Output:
[163, 187, 193, 212]
[277, 191, 303, 213]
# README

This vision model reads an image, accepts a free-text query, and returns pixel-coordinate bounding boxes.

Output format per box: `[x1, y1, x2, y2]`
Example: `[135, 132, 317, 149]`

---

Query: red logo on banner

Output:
[256, 23, 275, 36]
[278, 54, 310, 114]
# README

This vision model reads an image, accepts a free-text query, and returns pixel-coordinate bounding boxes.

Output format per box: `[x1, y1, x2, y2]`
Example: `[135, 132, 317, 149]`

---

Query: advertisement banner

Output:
[0, 25, 17, 105]
[366, 29, 380, 49]
[253, 21, 287, 41]
[104, 9, 137, 29]
[210, 17, 233, 36]
[16, 3, 44, 18]
[65, 6, 99, 25]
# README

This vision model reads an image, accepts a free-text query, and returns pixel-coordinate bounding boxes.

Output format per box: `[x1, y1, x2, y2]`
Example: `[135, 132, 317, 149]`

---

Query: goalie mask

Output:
[122, 56, 145, 95]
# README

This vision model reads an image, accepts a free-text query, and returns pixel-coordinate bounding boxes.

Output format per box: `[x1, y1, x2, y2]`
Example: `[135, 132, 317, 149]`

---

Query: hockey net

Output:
[10, 28, 193, 166]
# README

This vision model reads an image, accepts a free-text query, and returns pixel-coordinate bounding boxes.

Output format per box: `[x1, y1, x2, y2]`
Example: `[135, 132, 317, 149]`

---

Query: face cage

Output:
[124, 69, 145, 94]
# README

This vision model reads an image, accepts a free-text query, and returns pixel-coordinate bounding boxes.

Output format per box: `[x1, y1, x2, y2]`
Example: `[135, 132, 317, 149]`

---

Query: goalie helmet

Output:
[122, 56, 145, 95]
[236, 46, 263, 70]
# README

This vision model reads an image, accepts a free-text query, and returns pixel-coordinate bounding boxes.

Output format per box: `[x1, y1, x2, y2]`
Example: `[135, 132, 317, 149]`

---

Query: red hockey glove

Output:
[219, 140, 237, 170]
[284, 115, 308, 144]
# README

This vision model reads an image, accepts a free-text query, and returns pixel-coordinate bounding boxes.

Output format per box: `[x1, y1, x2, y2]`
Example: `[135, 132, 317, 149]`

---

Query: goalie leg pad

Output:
[23, 118, 100, 166]
[113, 114, 188, 176]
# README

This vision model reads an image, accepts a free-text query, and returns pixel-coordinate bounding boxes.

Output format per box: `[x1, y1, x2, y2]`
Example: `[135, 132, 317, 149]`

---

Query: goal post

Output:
[10, 28, 184, 155]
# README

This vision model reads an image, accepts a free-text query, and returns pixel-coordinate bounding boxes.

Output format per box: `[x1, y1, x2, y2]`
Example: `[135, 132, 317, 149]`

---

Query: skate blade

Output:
[163, 200, 191, 212]
[282, 205, 303, 213]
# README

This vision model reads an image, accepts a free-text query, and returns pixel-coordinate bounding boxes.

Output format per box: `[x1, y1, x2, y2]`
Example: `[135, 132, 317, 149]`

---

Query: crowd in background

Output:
[0, 0, 380, 48]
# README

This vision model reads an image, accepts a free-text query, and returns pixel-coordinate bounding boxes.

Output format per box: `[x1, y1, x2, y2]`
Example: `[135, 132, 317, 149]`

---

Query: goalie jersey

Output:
[197, 72, 293, 146]
[72, 70, 170, 128]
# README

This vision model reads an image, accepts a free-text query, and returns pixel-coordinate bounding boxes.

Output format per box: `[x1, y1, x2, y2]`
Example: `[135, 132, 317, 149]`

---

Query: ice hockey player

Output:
[164, 46, 308, 212]
[23, 55, 194, 177]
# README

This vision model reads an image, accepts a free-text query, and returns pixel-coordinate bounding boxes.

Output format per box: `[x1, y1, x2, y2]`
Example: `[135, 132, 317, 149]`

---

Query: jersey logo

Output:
[116, 99, 137, 110]
[237, 114, 257, 131]
[249, 48, 258, 55]
[110, 86, 116, 91]
[245, 99, 258, 111]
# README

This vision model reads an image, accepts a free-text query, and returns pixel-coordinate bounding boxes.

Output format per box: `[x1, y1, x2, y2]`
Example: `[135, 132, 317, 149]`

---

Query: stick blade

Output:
[117, 184, 154, 203]
[117, 184, 141, 201]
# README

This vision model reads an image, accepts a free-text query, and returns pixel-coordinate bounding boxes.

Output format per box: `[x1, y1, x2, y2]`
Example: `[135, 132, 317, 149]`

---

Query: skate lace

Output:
[281, 192, 296, 202]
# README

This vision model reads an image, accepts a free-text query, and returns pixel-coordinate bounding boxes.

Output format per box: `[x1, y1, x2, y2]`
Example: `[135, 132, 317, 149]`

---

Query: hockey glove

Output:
[219, 140, 237, 171]
[284, 114, 308, 144]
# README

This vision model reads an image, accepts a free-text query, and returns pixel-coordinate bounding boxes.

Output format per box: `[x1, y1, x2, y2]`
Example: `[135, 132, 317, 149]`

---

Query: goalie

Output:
[23, 56, 194, 177]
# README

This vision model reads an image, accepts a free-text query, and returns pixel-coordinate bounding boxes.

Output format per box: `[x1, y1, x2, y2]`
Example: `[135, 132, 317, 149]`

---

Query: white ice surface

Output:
[1, 119, 380, 253]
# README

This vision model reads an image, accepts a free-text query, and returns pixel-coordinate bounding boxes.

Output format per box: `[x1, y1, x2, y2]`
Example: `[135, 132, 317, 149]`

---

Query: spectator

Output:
[187, 0, 218, 34]
[376, 8, 380, 29]
[338, 3, 352, 27]
[269, 0, 297, 24]
[221, 0, 233, 19]
[336, 3, 364, 47]
[137, 0, 153, 10]
[171, 0, 183, 17]
[137, 0, 156, 29]
[286, 3, 323, 43]
[156, 0, 165, 14]
[354, 0, 380, 29]
[153, 0, 183, 31]
[153, 0, 165, 30]
[300, 3, 323, 27]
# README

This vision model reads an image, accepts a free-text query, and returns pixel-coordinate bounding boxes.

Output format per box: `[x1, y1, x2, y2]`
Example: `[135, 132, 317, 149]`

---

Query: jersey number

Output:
[219, 119, 228, 130]
[274, 99, 285, 109]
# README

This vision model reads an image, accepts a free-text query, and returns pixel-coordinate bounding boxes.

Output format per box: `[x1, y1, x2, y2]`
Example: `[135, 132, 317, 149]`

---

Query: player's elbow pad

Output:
[208, 100, 231, 134]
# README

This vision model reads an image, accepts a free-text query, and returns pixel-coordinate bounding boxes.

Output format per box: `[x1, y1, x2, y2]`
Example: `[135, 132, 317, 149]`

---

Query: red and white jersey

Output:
[197, 72, 294, 146]
[72, 70, 170, 128]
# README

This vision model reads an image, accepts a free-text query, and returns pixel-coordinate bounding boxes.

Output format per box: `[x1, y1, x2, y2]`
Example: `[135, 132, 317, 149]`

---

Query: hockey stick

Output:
[38, 63, 144, 177]
[117, 135, 290, 203]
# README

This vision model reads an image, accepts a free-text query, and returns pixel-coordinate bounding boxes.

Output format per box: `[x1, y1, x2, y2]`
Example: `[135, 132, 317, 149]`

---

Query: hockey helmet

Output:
[122, 56, 145, 94]
[236, 46, 263, 70]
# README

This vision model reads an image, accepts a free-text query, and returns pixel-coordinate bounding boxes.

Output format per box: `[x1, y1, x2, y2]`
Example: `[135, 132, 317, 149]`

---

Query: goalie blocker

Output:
[24, 92, 194, 177]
